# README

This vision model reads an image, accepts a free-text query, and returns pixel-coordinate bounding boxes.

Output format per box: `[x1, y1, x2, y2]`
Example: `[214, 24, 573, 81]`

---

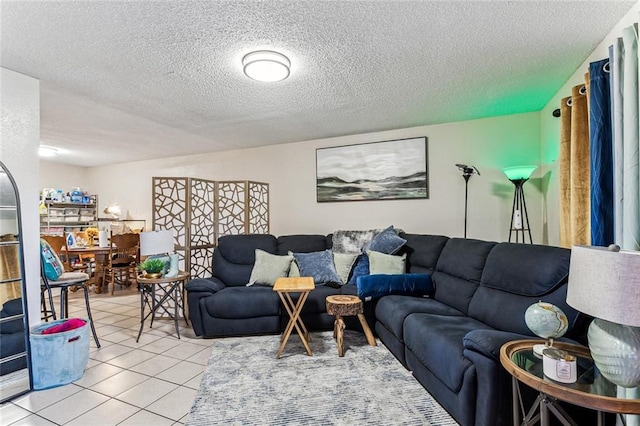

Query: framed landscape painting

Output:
[316, 137, 428, 202]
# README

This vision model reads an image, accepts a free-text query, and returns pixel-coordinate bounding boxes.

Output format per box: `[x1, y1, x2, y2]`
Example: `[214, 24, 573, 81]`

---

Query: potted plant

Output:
[138, 258, 166, 279]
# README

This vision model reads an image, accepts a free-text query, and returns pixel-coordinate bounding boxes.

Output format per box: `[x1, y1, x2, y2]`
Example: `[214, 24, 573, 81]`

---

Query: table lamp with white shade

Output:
[139, 230, 178, 278]
[567, 244, 640, 423]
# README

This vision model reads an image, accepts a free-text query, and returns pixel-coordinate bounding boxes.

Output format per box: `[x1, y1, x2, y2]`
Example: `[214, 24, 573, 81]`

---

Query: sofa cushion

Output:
[403, 313, 493, 392]
[292, 250, 342, 285]
[213, 234, 277, 286]
[375, 295, 464, 342]
[432, 238, 496, 314]
[364, 226, 406, 254]
[205, 287, 280, 319]
[480, 243, 571, 296]
[249, 250, 293, 286]
[398, 233, 449, 274]
[356, 273, 433, 300]
[276, 234, 329, 255]
[368, 251, 406, 275]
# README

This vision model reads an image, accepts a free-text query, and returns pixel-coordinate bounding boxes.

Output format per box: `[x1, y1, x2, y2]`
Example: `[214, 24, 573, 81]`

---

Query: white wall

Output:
[0, 67, 41, 325]
[78, 112, 543, 242]
[39, 161, 90, 196]
[540, 1, 639, 246]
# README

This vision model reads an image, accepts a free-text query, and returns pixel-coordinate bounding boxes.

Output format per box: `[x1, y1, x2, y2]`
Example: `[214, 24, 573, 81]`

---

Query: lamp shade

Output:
[501, 165, 537, 181]
[139, 230, 174, 257]
[567, 245, 640, 327]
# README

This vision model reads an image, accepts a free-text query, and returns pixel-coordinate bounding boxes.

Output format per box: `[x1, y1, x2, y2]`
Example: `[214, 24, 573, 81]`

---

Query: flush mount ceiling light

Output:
[38, 146, 58, 157]
[242, 50, 290, 82]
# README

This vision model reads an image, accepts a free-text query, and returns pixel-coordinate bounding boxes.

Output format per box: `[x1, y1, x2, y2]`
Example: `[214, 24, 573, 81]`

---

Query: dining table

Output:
[66, 245, 111, 294]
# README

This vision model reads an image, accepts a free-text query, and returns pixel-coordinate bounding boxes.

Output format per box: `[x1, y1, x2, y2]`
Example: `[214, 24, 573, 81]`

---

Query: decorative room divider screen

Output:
[152, 177, 269, 279]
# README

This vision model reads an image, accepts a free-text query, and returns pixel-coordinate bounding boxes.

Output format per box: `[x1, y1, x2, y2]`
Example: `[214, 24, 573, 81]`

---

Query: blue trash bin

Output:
[30, 319, 90, 390]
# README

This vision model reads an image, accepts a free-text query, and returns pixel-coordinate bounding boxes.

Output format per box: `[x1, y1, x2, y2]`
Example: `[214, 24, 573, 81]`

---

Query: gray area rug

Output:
[186, 330, 459, 425]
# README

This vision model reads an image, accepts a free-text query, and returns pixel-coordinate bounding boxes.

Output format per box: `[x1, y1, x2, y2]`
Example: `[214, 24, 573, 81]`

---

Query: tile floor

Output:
[1, 285, 212, 425]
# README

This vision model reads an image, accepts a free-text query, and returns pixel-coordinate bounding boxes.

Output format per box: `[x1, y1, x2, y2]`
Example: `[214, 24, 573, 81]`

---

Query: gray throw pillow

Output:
[248, 249, 293, 286]
[367, 250, 406, 275]
[292, 249, 342, 285]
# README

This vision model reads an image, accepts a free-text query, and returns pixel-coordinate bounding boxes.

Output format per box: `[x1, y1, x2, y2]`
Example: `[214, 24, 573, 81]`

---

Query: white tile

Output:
[129, 355, 180, 376]
[118, 409, 175, 426]
[111, 317, 141, 329]
[106, 348, 157, 369]
[73, 362, 124, 387]
[138, 337, 182, 354]
[156, 361, 204, 385]
[89, 343, 133, 362]
[36, 389, 109, 424]
[0, 402, 31, 425]
[65, 398, 139, 426]
[185, 347, 213, 365]
[162, 342, 205, 360]
[100, 329, 136, 344]
[114, 377, 178, 408]
[183, 373, 203, 390]
[95, 313, 129, 325]
[13, 383, 83, 412]
[7, 413, 58, 425]
[117, 333, 162, 349]
[89, 370, 149, 397]
[145, 387, 197, 421]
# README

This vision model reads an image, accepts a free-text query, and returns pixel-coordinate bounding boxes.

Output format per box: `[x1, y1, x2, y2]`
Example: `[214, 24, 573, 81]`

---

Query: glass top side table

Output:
[500, 340, 640, 426]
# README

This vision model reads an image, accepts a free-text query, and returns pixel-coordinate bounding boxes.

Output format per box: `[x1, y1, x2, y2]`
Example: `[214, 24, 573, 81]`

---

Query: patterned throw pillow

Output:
[40, 239, 64, 281]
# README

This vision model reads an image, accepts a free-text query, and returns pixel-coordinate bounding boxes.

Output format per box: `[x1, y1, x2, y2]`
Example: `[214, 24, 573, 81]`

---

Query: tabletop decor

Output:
[524, 301, 569, 356]
[316, 137, 428, 202]
[567, 244, 640, 419]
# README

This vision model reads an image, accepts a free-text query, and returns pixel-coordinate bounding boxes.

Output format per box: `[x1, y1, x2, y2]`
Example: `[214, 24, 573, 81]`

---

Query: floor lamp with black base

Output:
[502, 165, 537, 244]
[456, 164, 480, 239]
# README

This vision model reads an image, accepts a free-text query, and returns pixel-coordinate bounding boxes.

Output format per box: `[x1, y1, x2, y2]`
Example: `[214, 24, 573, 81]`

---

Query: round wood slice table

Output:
[325, 295, 376, 356]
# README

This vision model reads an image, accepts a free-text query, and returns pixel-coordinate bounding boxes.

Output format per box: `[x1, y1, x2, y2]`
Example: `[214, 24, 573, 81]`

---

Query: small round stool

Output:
[325, 295, 377, 356]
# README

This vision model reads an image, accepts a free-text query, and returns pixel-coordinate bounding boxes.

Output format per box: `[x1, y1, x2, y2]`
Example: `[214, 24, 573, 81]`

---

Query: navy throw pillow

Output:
[347, 253, 370, 285]
[356, 273, 434, 300]
[364, 226, 407, 254]
[293, 250, 342, 285]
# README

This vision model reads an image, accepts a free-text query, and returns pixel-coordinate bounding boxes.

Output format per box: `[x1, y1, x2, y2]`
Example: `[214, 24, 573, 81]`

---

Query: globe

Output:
[524, 301, 569, 340]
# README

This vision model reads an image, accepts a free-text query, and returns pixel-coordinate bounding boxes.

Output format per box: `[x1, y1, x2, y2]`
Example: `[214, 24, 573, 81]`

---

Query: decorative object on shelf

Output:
[152, 177, 269, 279]
[103, 205, 121, 219]
[85, 227, 99, 247]
[455, 164, 480, 239]
[524, 301, 569, 357]
[567, 244, 640, 414]
[502, 165, 537, 244]
[316, 137, 428, 202]
[242, 50, 291, 82]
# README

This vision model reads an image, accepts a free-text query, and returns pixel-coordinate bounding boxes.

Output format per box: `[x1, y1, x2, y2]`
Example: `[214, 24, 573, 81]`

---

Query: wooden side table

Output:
[273, 276, 315, 358]
[500, 340, 640, 426]
[325, 295, 376, 356]
[136, 272, 190, 342]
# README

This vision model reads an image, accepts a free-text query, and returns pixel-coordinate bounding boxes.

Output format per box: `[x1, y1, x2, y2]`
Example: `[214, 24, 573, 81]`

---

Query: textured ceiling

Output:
[1, 1, 636, 167]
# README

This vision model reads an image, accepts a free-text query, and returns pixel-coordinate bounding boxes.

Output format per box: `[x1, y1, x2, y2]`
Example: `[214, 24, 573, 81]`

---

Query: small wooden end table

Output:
[500, 339, 640, 426]
[273, 276, 315, 358]
[325, 295, 376, 356]
[136, 272, 190, 342]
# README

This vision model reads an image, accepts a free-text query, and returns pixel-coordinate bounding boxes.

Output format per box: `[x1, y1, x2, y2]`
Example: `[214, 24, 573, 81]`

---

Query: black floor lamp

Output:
[456, 164, 480, 239]
[502, 166, 537, 244]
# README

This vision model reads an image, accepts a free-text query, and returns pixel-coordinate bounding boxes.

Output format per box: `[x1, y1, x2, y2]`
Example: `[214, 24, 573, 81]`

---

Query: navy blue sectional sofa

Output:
[186, 232, 586, 426]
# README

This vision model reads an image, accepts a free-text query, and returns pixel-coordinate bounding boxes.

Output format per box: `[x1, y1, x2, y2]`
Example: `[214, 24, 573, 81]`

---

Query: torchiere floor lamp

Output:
[456, 164, 480, 239]
[502, 165, 537, 244]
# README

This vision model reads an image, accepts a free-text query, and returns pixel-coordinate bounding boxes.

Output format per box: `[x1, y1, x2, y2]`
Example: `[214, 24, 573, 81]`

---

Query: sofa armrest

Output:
[185, 277, 226, 337]
[463, 329, 533, 361]
[185, 277, 226, 294]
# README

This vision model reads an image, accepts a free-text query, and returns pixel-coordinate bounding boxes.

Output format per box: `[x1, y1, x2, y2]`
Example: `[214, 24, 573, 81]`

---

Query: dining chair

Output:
[106, 232, 140, 295]
[40, 258, 100, 347]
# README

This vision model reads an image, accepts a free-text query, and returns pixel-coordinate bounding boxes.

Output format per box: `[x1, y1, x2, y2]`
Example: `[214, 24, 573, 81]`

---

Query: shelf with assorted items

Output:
[40, 197, 98, 236]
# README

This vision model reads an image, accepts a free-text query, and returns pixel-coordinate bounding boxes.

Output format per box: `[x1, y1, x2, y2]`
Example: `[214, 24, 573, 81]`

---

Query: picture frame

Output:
[316, 136, 428, 202]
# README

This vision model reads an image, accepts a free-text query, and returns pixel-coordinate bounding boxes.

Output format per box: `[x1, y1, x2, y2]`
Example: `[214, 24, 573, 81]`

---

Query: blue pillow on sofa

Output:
[356, 273, 434, 300]
[347, 253, 370, 285]
[364, 226, 407, 255]
[293, 250, 342, 285]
